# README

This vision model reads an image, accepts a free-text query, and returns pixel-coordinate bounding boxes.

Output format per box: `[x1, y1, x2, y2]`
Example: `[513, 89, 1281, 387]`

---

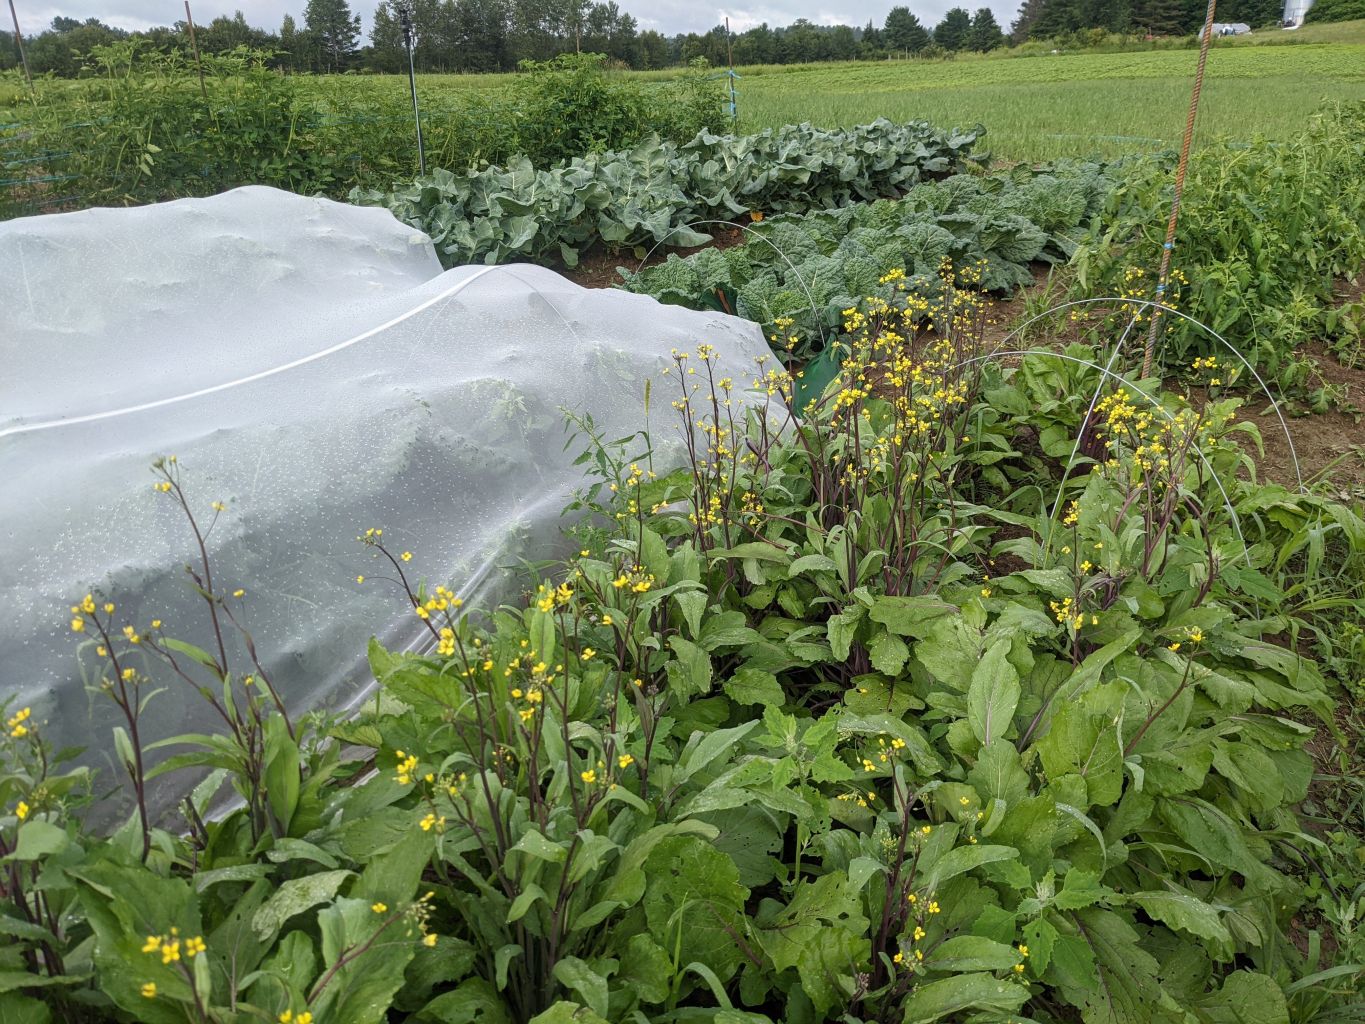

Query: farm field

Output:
[3, 21, 1365, 1024]
[321, 28, 1365, 162]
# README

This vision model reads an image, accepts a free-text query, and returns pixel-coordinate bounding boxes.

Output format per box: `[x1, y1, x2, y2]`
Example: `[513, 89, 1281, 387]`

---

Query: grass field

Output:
[310, 22, 1365, 163]
[732, 41, 1365, 160]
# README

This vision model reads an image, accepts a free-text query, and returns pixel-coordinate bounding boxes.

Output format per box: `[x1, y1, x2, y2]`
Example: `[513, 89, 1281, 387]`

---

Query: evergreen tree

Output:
[968, 8, 1007, 49]
[304, 0, 360, 70]
[883, 6, 931, 53]
[1011, 0, 1049, 40]
[934, 7, 973, 49]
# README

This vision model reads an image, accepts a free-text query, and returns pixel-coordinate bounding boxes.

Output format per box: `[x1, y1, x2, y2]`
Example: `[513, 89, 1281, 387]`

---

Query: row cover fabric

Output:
[0, 185, 768, 814]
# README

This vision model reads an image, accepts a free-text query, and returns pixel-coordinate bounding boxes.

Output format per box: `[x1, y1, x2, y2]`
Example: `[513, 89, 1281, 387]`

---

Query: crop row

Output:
[350, 118, 985, 268]
[618, 162, 1116, 358]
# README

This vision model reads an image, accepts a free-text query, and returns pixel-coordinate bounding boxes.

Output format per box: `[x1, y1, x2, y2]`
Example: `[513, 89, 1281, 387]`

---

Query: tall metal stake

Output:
[724, 17, 739, 123]
[184, 1, 208, 100]
[1142, 0, 1217, 378]
[399, 4, 426, 176]
[7, 0, 33, 100]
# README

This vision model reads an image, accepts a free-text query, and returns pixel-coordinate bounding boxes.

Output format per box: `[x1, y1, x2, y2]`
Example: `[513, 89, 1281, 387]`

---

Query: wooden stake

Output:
[184, 0, 208, 100]
[7, 0, 33, 99]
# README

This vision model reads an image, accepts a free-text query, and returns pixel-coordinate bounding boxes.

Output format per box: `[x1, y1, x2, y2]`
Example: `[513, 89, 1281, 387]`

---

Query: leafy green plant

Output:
[4, 269, 1364, 1023]
[619, 161, 1113, 357]
[351, 118, 986, 269]
[1071, 103, 1365, 390]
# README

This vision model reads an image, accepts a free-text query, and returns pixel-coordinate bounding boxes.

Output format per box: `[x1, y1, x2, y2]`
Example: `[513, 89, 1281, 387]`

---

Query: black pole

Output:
[399, 4, 426, 177]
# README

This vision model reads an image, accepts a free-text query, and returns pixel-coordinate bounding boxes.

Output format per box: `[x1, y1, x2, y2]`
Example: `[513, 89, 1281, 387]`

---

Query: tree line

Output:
[0, 0, 1293, 78]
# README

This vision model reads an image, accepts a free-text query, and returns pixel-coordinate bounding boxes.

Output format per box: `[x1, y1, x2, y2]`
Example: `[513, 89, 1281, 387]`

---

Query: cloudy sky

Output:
[13, 2, 1023, 38]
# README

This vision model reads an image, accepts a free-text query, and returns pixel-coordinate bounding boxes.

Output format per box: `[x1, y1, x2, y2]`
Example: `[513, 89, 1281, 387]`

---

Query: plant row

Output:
[4, 281, 1364, 1024]
[0, 48, 723, 219]
[617, 161, 1115, 359]
[350, 118, 986, 268]
[1068, 102, 1365, 392]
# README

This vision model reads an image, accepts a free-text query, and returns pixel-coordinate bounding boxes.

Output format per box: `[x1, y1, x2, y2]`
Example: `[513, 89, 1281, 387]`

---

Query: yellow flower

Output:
[297, 1014, 313, 1024]
[1013, 962, 1026, 973]
[600, 615, 613, 626]
[581, 648, 595, 660]
[980, 587, 992, 598]
[617, 754, 634, 769]
[580, 769, 597, 784]
[419, 813, 444, 832]
[401, 551, 413, 562]
[1168, 642, 1181, 652]
[141, 935, 161, 954]
[423, 932, 438, 947]
[958, 796, 970, 806]
[161, 939, 181, 964]
[185, 936, 206, 958]
[372, 902, 388, 914]
[70, 617, 85, 633]
[1188, 627, 1204, 644]
[893, 951, 904, 964]
[232, 589, 245, 598]
[141, 982, 157, 999]
[15, 801, 30, 820]
[928, 901, 940, 914]
[1018, 944, 1029, 957]
[151, 620, 161, 629]
[356, 575, 365, 584]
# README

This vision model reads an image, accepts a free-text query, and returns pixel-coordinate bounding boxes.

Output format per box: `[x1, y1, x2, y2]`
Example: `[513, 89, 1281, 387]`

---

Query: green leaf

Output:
[616, 933, 672, 1004]
[1129, 889, 1232, 951]
[921, 844, 1017, 894]
[756, 873, 868, 1014]
[315, 897, 417, 1024]
[665, 636, 713, 700]
[869, 595, 956, 637]
[416, 977, 512, 1024]
[252, 869, 353, 941]
[551, 958, 610, 1019]
[967, 639, 1020, 746]
[925, 935, 1024, 972]
[5, 821, 68, 862]
[901, 971, 1028, 1022]
[869, 630, 910, 676]
[527, 1003, 609, 1024]
[723, 667, 785, 707]
[642, 835, 749, 982]
[510, 829, 568, 864]
[1194, 971, 1289, 1024]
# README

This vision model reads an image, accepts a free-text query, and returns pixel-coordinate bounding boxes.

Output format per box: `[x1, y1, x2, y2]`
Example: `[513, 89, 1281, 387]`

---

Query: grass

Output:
[732, 42, 1365, 162]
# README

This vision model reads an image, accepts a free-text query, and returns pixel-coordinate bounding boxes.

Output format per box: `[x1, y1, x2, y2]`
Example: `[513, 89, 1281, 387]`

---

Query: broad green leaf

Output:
[925, 935, 1023, 972]
[1129, 889, 1232, 950]
[551, 958, 610, 1019]
[921, 844, 1017, 894]
[252, 870, 354, 941]
[665, 636, 713, 700]
[5, 821, 68, 862]
[869, 631, 910, 676]
[901, 971, 1028, 1022]
[1194, 971, 1289, 1024]
[967, 639, 1019, 746]
[723, 667, 785, 707]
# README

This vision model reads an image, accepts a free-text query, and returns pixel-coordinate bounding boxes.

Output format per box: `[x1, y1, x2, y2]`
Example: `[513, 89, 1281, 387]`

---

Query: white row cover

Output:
[0, 186, 768, 811]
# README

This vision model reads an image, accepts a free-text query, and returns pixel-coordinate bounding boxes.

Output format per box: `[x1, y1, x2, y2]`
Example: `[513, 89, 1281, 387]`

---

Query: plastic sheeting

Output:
[0, 185, 768, 808]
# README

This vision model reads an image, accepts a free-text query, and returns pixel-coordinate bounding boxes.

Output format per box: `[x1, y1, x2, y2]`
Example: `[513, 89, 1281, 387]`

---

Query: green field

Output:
[294, 26, 1365, 164]
[731, 42, 1365, 160]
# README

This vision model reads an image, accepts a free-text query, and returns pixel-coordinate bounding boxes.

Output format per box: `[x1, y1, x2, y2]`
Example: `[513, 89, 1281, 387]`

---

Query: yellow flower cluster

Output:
[7, 706, 31, 739]
[141, 929, 206, 965]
